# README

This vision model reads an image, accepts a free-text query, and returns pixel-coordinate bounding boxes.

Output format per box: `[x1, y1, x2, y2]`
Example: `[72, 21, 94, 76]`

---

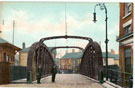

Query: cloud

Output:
[2, 7, 119, 54]
[3, 10, 66, 34]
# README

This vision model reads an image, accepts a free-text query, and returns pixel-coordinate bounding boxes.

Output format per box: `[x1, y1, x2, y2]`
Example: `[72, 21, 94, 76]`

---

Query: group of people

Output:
[36, 65, 57, 83]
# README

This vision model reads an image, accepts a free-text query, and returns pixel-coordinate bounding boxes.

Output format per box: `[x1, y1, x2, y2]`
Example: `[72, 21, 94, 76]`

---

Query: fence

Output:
[102, 67, 133, 87]
[10, 66, 27, 81]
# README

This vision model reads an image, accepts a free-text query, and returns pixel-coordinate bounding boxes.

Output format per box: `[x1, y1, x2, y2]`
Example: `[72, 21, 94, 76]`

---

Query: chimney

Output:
[111, 49, 115, 54]
[72, 49, 75, 53]
[66, 50, 68, 54]
[78, 49, 81, 52]
[22, 42, 25, 49]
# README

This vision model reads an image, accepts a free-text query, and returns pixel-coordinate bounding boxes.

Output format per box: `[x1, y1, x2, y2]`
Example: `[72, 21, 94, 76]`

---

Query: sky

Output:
[0, 2, 119, 57]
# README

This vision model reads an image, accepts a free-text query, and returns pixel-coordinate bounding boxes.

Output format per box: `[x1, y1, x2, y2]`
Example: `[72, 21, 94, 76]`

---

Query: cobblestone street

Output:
[0, 74, 104, 88]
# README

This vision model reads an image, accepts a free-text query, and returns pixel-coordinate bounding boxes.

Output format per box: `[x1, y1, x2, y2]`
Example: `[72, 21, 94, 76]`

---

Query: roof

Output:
[102, 52, 119, 60]
[62, 52, 83, 60]
[0, 38, 9, 43]
[21, 47, 30, 52]
[0, 38, 21, 51]
[48, 47, 57, 55]
[20, 47, 56, 54]
[113, 54, 119, 60]
[102, 52, 114, 58]
[61, 52, 119, 60]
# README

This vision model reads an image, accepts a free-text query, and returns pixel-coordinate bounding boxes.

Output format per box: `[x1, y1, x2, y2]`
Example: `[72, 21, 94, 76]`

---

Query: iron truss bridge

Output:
[27, 35, 103, 81]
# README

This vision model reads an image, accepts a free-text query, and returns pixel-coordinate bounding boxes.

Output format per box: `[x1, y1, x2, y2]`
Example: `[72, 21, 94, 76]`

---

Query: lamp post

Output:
[93, 3, 109, 81]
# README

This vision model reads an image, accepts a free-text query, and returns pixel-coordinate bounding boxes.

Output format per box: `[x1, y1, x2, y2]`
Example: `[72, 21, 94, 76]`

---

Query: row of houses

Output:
[59, 49, 119, 73]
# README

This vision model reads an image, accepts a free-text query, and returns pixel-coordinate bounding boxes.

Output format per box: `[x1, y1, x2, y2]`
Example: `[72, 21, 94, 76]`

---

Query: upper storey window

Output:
[125, 3, 132, 15]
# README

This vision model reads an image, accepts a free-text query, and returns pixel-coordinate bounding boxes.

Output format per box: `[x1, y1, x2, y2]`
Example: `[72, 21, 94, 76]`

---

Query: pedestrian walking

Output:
[37, 67, 42, 84]
[51, 65, 57, 82]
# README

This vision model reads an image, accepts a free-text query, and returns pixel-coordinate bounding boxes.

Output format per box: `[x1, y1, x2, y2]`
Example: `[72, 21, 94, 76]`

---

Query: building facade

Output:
[116, 3, 133, 86]
[102, 49, 119, 66]
[0, 38, 21, 64]
[59, 51, 83, 73]
[60, 49, 119, 73]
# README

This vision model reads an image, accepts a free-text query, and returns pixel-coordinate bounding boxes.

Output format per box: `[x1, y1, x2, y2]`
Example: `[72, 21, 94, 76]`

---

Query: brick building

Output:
[117, 3, 133, 75]
[116, 3, 133, 86]
[102, 49, 119, 66]
[60, 50, 82, 73]
[60, 49, 119, 73]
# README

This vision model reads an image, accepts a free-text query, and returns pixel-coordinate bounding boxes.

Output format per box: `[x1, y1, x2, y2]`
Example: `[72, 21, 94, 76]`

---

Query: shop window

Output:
[124, 47, 131, 73]
[125, 3, 132, 15]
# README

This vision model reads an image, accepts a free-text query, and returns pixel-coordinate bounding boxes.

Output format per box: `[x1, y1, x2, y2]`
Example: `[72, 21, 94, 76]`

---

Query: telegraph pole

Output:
[12, 20, 15, 44]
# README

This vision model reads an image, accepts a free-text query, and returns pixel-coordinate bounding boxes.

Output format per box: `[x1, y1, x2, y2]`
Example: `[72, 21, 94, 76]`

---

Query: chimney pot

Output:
[111, 49, 115, 54]
[72, 49, 75, 53]
[22, 42, 25, 49]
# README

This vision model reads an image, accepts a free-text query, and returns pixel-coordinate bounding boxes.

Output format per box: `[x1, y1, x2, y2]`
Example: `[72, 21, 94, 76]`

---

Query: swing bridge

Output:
[27, 35, 103, 81]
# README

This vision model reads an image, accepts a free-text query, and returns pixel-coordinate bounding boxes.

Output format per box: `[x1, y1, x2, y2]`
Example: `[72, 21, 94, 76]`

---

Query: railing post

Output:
[115, 70, 118, 84]
[29, 71, 32, 84]
[99, 70, 104, 84]
[110, 70, 113, 82]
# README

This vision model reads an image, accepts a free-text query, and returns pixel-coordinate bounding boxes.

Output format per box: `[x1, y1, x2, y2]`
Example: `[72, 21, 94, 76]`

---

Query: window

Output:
[3, 53, 6, 62]
[12, 56, 14, 62]
[62, 60, 65, 65]
[125, 3, 132, 15]
[7, 56, 9, 62]
[124, 47, 131, 73]
[123, 25, 131, 35]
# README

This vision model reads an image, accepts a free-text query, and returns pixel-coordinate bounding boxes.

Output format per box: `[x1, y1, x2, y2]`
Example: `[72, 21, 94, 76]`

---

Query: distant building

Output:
[60, 49, 82, 73]
[102, 49, 119, 66]
[19, 47, 29, 66]
[55, 58, 60, 67]
[0, 38, 21, 65]
[60, 49, 119, 73]
[19, 43, 57, 66]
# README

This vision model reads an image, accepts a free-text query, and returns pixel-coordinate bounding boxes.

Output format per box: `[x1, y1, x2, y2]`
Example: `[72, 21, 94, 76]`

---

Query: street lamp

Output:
[93, 3, 109, 80]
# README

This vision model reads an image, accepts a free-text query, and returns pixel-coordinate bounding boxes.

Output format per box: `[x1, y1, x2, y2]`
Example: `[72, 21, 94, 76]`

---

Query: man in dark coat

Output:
[37, 67, 42, 84]
[51, 65, 57, 82]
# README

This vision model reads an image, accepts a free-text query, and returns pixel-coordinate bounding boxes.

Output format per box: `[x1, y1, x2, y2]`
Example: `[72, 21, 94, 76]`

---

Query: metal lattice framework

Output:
[50, 46, 84, 52]
[27, 42, 54, 81]
[27, 35, 103, 81]
[79, 41, 103, 80]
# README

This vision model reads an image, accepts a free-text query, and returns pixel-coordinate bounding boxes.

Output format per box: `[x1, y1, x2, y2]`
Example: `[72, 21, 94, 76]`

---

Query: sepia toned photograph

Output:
[0, 1, 134, 88]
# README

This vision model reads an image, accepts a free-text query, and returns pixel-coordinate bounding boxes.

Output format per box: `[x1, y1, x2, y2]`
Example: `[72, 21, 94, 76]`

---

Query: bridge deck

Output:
[1, 74, 104, 88]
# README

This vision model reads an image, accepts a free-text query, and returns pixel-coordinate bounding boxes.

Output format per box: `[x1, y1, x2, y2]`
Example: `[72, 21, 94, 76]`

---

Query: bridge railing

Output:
[102, 69, 133, 87]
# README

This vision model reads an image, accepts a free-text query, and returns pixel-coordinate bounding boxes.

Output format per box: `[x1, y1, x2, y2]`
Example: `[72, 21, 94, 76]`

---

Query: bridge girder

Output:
[27, 35, 103, 81]
[39, 35, 92, 43]
[50, 46, 84, 52]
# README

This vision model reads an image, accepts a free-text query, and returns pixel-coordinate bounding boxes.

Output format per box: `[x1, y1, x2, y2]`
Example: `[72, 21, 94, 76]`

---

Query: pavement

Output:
[0, 74, 104, 88]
